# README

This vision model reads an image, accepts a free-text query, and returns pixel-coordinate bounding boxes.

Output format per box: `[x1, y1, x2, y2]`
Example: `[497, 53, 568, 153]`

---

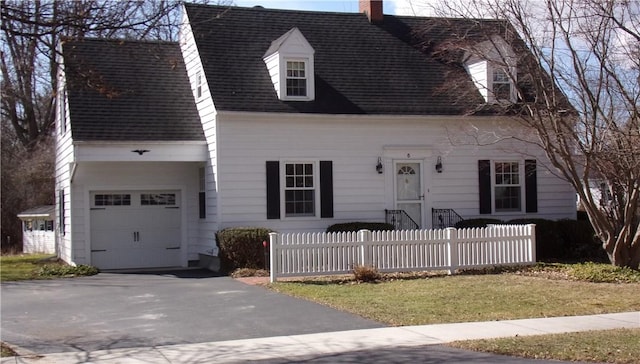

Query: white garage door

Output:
[90, 191, 181, 270]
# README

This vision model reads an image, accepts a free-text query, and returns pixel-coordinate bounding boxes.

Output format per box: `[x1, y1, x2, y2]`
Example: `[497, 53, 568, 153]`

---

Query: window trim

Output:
[492, 160, 524, 213]
[281, 58, 313, 101]
[281, 160, 320, 219]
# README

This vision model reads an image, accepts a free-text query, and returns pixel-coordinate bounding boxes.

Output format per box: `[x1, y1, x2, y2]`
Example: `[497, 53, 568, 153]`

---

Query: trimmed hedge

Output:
[216, 227, 274, 272]
[454, 218, 606, 262]
[326, 222, 395, 233]
[454, 218, 503, 228]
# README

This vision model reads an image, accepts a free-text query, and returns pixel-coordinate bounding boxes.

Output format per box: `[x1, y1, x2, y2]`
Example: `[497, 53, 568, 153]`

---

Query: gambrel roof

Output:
[184, 3, 487, 115]
[62, 39, 204, 141]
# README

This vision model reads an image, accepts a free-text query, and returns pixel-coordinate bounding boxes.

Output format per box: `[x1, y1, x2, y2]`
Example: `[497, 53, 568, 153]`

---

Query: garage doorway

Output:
[90, 190, 181, 269]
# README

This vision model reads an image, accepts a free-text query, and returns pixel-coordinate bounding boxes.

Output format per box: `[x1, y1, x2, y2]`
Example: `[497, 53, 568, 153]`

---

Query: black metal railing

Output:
[385, 209, 419, 230]
[432, 208, 464, 229]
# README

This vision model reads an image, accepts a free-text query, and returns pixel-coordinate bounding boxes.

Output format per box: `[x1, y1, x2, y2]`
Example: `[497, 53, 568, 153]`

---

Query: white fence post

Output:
[446, 227, 458, 275]
[357, 229, 372, 267]
[529, 224, 536, 263]
[269, 232, 279, 283]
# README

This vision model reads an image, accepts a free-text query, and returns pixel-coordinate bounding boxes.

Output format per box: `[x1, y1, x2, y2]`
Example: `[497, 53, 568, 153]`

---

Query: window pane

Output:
[495, 186, 521, 211]
[286, 79, 307, 96]
[95, 194, 131, 206]
[284, 162, 315, 216]
[141, 193, 176, 206]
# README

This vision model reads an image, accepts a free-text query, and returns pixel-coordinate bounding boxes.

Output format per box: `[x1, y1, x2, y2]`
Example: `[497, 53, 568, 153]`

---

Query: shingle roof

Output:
[185, 3, 489, 115]
[17, 205, 55, 219]
[62, 39, 205, 141]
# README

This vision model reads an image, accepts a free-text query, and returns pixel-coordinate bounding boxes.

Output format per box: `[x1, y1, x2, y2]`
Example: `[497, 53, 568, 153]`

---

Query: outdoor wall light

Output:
[376, 157, 383, 174]
[435, 156, 443, 173]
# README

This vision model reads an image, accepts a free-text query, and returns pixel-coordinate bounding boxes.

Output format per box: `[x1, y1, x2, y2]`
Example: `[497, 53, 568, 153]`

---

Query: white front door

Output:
[395, 161, 424, 228]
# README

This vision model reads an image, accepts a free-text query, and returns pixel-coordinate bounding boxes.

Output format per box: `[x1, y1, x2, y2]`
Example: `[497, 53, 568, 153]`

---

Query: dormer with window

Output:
[464, 36, 517, 104]
[263, 27, 315, 101]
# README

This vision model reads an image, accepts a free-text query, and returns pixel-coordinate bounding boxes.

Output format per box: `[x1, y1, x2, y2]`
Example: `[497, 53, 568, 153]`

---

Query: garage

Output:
[90, 190, 182, 270]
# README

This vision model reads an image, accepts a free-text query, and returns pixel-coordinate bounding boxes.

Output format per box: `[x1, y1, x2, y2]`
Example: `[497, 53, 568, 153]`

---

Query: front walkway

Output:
[3, 312, 638, 364]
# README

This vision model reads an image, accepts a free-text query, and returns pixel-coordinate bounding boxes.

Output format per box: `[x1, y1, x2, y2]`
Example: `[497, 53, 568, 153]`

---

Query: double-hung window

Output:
[284, 162, 315, 216]
[492, 68, 511, 101]
[286, 61, 307, 97]
[494, 161, 521, 212]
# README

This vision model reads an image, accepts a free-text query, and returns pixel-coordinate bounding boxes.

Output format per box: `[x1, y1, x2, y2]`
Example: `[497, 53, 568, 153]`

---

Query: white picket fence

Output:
[269, 224, 536, 282]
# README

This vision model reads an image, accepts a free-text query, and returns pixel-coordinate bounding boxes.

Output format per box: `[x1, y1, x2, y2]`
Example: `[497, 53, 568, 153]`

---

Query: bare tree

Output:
[417, 0, 639, 268]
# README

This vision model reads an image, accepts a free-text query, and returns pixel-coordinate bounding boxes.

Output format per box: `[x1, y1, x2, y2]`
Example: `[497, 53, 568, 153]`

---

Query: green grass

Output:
[271, 273, 640, 326]
[0, 254, 98, 281]
[270, 263, 640, 363]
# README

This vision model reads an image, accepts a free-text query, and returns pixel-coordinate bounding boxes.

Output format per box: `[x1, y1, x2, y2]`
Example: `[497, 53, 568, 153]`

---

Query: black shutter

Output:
[319, 161, 333, 218]
[478, 160, 492, 214]
[525, 159, 538, 213]
[199, 192, 206, 219]
[266, 161, 280, 219]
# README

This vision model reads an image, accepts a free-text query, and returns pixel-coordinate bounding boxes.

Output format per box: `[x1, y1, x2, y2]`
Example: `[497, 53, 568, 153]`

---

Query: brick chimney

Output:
[360, 0, 383, 23]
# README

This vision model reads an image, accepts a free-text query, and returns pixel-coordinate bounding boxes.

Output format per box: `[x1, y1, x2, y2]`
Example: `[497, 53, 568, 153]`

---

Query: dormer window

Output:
[492, 68, 511, 101]
[286, 60, 307, 97]
[263, 28, 315, 101]
[464, 36, 517, 104]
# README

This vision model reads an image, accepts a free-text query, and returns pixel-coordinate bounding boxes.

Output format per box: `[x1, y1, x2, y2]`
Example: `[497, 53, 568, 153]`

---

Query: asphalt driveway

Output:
[0, 270, 382, 354]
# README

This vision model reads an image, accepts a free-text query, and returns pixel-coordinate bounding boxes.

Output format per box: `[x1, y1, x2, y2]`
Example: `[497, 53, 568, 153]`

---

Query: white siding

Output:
[180, 7, 219, 255]
[69, 162, 201, 265]
[55, 57, 74, 265]
[23, 231, 56, 254]
[214, 112, 576, 233]
[465, 60, 488, 102]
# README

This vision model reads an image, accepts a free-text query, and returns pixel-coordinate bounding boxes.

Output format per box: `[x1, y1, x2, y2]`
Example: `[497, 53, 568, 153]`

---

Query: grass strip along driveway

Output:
[270, 264, 640, 364]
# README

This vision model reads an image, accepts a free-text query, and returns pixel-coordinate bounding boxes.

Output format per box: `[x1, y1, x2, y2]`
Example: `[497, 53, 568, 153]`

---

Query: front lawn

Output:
[270, 266, 640, 326]
[0, 254, 98, 281]
[270, 263, 640, 363]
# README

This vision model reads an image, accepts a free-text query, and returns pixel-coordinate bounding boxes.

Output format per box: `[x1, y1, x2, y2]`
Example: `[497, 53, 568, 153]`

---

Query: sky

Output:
[232, 0, 435, 16]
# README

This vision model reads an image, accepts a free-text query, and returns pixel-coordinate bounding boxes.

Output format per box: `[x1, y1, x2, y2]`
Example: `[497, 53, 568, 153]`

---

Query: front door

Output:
[395, 161, 424, 228]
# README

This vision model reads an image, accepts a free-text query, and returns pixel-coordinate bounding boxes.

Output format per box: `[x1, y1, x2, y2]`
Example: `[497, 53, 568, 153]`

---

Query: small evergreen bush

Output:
[326, 222, 395, 233]
[36, 264, 98, 277]
[216, 227, 273, 271]
[555, 219, 607, 262]
[507, 218, 562, 261]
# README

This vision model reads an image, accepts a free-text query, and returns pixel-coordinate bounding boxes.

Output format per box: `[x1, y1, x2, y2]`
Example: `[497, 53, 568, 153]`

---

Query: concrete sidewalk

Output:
[3, 312, 638, 364]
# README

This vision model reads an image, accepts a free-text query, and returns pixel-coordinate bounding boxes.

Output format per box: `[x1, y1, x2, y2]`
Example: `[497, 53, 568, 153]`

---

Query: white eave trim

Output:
[73, 141, 208, 162]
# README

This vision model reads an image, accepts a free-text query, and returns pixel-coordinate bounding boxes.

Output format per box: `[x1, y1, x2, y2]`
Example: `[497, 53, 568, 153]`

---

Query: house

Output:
[18, 205, 56, 254]
[55, 1, 577, 270]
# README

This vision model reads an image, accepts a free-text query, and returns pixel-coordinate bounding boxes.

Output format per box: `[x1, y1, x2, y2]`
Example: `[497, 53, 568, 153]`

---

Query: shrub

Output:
[216, 227, 273, 271]
[564, 262, 640, 283]
[352, 264, 381, 282]
[507, 218, 562, 261]
[326, 222, 395, 233]
[230, 268, 270, 278]
[555, 219, 607, 262]
[36, 264, 98, 277]
[454, 218, 503, 229]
